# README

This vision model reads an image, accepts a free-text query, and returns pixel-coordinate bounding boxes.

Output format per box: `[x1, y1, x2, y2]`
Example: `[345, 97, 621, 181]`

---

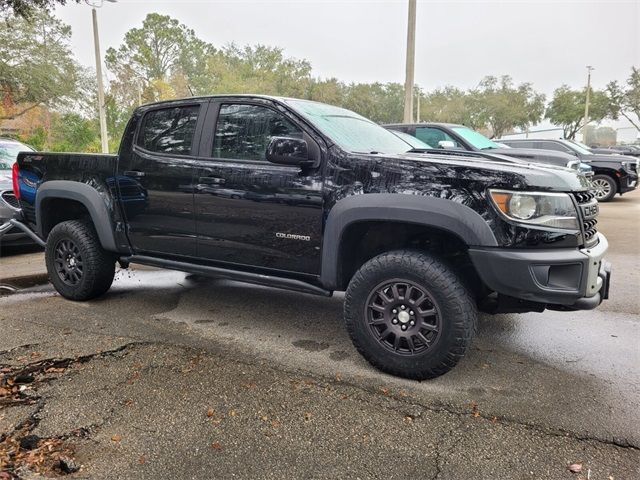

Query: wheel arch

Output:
[36, 181, 117, 251]
[320, 194, 497, 290]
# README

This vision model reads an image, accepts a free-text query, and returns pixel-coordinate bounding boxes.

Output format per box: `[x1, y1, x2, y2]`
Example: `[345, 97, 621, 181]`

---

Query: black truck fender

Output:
[36, 180, 118, 252]
[319, 193, 498, 289]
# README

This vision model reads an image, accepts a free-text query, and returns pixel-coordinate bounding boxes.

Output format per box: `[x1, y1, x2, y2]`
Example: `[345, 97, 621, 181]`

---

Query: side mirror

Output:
[438, 140, 456, 149]
[266, 137, 310, 166]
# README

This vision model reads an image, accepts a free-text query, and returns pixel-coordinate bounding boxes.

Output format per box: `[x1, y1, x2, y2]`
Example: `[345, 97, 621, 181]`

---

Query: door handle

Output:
[124, 170, 145, 178]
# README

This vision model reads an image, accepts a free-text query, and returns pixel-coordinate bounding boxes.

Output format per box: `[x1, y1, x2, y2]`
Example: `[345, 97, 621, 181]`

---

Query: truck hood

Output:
[487, 147, 576, 164]
[386, 151, 590, 192]
[584, 153, 637, 165]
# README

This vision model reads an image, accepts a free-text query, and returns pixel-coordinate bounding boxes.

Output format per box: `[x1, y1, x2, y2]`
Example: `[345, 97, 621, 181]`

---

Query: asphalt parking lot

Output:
[0, 190, 638, 479]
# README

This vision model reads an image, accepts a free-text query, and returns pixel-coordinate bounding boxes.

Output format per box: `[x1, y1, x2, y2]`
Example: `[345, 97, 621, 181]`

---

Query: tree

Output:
[419, 86, 484, 129]
[546, 85, 612, 139]
[606, 67, 640, 132]
[473, 75, 545, 138]
[0, 0, 79, 18]
[105, 13, 214, 86]
[0, 10, 84, 120]
[341, 82, 404, 124]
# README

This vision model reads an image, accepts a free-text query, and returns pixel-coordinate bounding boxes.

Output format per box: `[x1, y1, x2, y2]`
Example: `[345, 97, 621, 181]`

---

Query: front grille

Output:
[573, 190, 598, 245]
[1, 190, 19, 209]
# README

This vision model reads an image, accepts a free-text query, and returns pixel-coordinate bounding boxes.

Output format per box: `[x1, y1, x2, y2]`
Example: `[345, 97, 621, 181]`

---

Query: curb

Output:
[0, 273, 50, 291]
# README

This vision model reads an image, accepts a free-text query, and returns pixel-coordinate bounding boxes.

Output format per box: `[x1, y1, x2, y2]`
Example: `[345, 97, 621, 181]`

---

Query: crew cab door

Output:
[193, 99, 324, 274]
[116, 101, 207, 257]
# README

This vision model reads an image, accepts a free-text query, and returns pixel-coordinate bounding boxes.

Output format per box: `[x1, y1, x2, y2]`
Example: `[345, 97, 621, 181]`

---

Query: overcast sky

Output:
[54, 0, 639, 136]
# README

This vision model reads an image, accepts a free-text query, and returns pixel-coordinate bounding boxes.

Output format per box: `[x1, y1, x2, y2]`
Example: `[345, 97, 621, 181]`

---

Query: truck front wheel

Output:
[344, 250, 476, 380]
[45, 220, 115, 301]
[591, 174, 617, 202]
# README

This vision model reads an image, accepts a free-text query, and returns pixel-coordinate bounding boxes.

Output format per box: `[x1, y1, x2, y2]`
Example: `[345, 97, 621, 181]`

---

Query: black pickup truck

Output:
[5, 95, 611, 380]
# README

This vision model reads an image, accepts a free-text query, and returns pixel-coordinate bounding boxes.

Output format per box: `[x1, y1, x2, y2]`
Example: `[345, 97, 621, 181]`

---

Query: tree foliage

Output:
[545, 85, 612, 139]
[419, 86, 483, 129]
[0, 10, 84, 120]
[105, 13, 214, 84]
[606, 67, 640, 132]
[0, 0, 79, 18]
[474, 75, 546, 138]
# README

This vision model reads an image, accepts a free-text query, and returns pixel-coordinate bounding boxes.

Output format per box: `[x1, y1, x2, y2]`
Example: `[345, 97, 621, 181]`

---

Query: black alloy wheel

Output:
[53, 238, 84, 286]
[365, 279, 441, 355]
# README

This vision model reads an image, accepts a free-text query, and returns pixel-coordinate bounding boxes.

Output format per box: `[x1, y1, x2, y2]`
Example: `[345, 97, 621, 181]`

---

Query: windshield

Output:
[392, 130, 433, 149]
[284, 99, 413, 154]
[563, 139, 592, 155]
[0, 141, 33, 169]
[451, 126, 501, 150]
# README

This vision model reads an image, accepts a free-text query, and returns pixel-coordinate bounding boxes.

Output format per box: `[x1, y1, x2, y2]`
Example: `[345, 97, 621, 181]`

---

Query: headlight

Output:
[489, 189, 579, 230]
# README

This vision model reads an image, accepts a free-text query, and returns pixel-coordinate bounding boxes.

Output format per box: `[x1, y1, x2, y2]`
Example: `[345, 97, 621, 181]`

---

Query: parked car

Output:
[4, 96, 610, 380]
[0, 138, 36, 246]
[499, 138, 639, 202]
[384, 123, 594, 176]
[590, 144, 640, 158]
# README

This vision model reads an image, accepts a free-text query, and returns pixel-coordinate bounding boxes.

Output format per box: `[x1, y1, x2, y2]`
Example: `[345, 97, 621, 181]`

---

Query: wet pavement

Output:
[0, 190, 638, 478]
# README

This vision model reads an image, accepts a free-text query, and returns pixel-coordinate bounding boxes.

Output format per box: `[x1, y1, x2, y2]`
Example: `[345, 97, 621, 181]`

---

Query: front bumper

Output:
[620, 171, 638, 193]
[469, 233, 611, 310]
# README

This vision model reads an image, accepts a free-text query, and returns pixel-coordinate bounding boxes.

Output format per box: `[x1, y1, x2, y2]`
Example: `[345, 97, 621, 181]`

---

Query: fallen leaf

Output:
[229, 410, 237, 417]
[271, 420, 281, 428]
[403, 416, 413, 424]
[211, 442, 223, 450]
[379, 387, 390, 396]
[44, 367, 66, 374]
[138, 455, 146, 464]
[206, 408, 214, 418]
[568, 463, 582, 473]
[111, 434, 122, 442]
[335, 372, 342, 382]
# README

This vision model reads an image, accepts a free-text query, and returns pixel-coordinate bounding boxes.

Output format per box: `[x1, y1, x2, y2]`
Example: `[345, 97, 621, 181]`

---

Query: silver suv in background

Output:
[0, 138, 35, 246]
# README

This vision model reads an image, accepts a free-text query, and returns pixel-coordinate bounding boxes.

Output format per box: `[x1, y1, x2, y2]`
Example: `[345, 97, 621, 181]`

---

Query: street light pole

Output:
[403, 0, 417, 123]
[582, 65, 594, 144]
[86, 0, 115, 154]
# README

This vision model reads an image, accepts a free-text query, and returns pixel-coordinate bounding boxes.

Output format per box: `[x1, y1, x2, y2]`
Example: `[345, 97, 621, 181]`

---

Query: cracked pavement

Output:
[0, 192, 638, 478]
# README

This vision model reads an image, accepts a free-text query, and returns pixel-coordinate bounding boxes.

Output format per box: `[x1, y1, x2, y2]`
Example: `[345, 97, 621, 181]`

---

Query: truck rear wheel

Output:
[344, 250, 476, 380]
[45, 220, 115, 301]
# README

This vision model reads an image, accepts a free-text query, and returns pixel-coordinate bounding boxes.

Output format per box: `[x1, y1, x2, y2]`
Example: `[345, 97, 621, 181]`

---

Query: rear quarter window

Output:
[137, 105, 200, 155]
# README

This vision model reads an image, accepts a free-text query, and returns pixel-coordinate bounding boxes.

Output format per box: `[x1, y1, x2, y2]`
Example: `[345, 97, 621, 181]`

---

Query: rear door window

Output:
[138, 105, 200, 155]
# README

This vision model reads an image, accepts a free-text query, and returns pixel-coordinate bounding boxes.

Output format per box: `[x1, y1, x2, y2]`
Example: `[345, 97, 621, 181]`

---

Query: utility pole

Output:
[403, 0, 417, 123]
[87, 0, 116, 153]
[582, 65, 594, 144]
[415, 86, 420, 122]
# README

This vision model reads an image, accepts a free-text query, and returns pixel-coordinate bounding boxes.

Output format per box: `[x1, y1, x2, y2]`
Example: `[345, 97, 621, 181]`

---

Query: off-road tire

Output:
[591, 174, 617, 202]
[45, 220, 115, 301]
[344, 250, 476, 380]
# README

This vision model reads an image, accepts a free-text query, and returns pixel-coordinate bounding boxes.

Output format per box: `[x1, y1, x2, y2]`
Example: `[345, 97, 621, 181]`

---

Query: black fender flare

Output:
[36, 180, 118, 251]
[319, 193, 497, 290]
